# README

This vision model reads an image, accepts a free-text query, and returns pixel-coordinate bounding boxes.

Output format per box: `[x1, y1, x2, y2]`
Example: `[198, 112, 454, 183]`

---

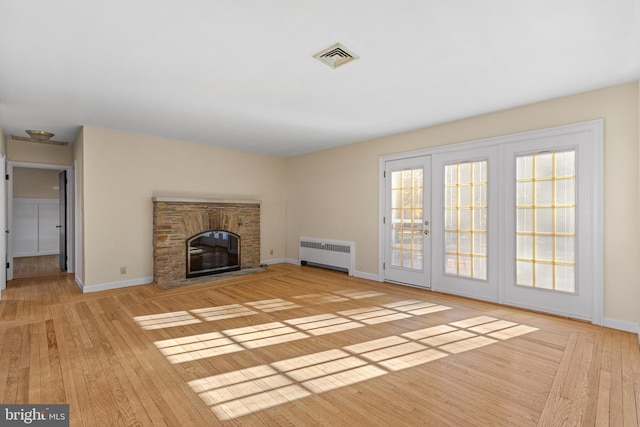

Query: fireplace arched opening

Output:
[186, 230, 241, 278]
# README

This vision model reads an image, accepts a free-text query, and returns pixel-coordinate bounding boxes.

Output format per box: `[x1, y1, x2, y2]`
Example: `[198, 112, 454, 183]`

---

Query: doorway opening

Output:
[6, 161, 74, 281]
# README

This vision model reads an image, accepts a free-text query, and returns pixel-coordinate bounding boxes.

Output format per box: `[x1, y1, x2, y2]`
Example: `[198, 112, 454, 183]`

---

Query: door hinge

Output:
[6, 262, 9, 269]
[383, 171, 386, 178]
[383, 263, 385, 270]
[5, 174, 8, 180]
[383, 217, 386, 224]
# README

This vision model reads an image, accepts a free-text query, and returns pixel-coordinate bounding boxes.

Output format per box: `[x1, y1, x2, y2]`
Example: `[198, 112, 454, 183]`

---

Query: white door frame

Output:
[0, 153, 5, 294]
[382, 155, 432, 288]
[6, 161, 75, 280]
[379, 120, 603, 325]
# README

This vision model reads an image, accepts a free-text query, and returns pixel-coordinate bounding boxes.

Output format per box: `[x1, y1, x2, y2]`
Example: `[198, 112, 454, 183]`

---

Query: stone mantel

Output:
[152, 196, 261, 205]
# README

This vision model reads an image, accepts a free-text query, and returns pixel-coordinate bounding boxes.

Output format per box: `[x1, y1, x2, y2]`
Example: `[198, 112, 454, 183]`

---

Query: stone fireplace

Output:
[153, 197, 260, 287]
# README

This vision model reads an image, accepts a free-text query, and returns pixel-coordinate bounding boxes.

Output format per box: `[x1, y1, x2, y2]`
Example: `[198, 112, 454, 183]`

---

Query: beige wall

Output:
[80, 126, 286, 287]
[286, 82, 640, 326]
[7, 139, 73, 165]
[13, 168, 60, 198]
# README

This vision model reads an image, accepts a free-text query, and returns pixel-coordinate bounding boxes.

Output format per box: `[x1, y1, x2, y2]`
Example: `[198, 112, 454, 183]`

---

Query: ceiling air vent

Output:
[313, 43, 359, 69]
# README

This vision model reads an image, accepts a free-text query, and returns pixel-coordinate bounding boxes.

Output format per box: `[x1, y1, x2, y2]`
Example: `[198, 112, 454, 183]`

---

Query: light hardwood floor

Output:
[0, 263, 638, 426]
[12, 255, 63, 279]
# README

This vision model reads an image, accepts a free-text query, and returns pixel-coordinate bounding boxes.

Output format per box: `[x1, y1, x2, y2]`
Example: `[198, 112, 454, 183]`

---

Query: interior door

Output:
[383, 156, 431, 288]
[58, 170, 67, 271]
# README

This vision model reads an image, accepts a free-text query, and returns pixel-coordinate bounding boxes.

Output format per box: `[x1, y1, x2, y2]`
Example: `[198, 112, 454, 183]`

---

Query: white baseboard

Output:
[261, 258, 287, 265]
[603, 317, 639, 334]
[75, 275, 84, 291]
[285, 258, 300, 266]
[14, 251, 59, 258]
[353, 270, 382, 282]
[82, 276, 153, 293]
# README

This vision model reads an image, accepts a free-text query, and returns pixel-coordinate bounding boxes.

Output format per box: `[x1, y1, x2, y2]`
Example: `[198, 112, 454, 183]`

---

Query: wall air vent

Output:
[313, 43, 359, 69]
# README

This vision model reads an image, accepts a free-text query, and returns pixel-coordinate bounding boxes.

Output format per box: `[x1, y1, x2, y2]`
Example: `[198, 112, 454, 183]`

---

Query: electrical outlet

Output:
[120, 266, 127, 274]
[270, 249, 274, 255]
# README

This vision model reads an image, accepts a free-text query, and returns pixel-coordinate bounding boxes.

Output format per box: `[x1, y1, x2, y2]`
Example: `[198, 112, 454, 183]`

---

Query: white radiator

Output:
[299, 237, 355, 276]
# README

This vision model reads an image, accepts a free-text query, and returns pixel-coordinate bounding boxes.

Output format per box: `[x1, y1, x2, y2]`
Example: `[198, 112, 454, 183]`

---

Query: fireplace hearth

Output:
[153, 197, 260, 287]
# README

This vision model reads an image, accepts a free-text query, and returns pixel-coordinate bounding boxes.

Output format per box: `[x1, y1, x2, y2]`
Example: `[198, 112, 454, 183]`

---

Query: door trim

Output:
[379, 119, 603, 325]
[6, 161, 75, 280]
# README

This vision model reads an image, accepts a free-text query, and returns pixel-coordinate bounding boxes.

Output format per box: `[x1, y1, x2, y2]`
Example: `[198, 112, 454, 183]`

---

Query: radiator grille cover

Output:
[299, 237, 355, 276]
[300, 241, 351, 253]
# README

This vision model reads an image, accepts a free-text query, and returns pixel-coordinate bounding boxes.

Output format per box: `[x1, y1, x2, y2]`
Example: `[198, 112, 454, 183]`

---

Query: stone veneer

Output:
[153, 197, 261, 287]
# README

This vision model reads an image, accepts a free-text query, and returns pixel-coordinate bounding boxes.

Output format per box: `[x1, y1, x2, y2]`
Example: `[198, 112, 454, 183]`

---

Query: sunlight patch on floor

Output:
[186, 314, 539, 420]
[133, 311, 201, 330]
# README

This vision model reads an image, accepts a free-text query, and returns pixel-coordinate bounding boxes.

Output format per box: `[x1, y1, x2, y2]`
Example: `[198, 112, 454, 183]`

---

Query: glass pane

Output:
[445, 254, 457, 275]
[402, 251, 412, 268]
[459, 163, 471, 184]
[517, 156, 533, 179]
[392, 171, 402, 188]
[402, 170, 412, 187]
[445, 187, 457, 207]
[555, 178, 575, 205]
[473, 161, 487, 182]
[517, 208, 533, 232]
[445, 232, 457, 252]
[535, 153, 553, 178]
[392, 189, 401, 209]
[535, 236, 553, 261]
[555, 236, 575, 263]
[459, 186, 471, 206]
[473, 208, 487, 231]
[517, 261, 533, 286]
[472, 233, 487, 255]
[413, 251, 423, 270]
[445, 165, 457, 185]
[555, 207, 575, 233]
[555, 151, 575, 176]
[473, 183, 487, 206]
[402, 189, 412, 207]
[392, 249, 401, 266]
[445, 209, 456, 229]
[517, 182, 533, 205]
[535, 208, 553, 233]
[535, 263, 553, 289]
[517, 235, 533, 259]
[535, 181, 553, 205]
[458, 255, 472, 277]
[459, 209, 471, 230]
[459, 232, 471, 253]
[555, 265, 576, 293]
[413, 188, 423, 207]
[473, 257, 487, 280]
[412, 169, 423, 188]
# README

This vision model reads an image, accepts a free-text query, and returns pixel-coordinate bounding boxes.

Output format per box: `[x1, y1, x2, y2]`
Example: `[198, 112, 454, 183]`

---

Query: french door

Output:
[431, 147, 499, 302]
[380, 121, 602, 323]
[383, 156, 431, 288]
[502, 130, 598, 320]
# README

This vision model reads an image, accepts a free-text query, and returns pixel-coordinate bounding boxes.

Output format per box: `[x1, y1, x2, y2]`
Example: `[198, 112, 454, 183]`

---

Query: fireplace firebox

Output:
[186, 230, 240, 278]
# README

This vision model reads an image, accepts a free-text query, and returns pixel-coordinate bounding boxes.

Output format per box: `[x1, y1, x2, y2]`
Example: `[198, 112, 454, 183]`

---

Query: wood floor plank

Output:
[1, 263, 639, 426]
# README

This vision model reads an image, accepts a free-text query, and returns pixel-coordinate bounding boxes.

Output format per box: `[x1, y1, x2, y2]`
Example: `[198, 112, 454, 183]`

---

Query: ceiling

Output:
[1, 1, 639, 158]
